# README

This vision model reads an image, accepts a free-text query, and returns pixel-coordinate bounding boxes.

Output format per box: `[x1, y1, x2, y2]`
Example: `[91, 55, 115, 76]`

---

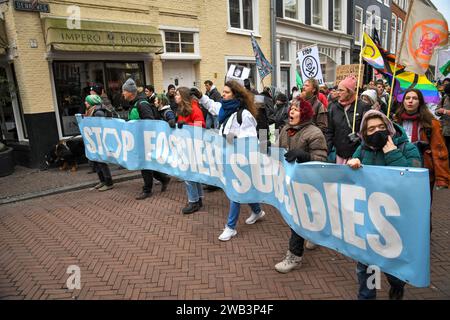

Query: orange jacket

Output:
[421, 119, 450, 187]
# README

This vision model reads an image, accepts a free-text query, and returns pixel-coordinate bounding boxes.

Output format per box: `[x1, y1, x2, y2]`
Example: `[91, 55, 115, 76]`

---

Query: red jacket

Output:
[318, 92, 329, 110]
[177, 99, 206, 128]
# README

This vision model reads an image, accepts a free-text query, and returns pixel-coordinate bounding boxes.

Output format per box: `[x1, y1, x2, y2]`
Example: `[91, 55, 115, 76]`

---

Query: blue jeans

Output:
[227, 201, 261, 229]
[184, 180, 203, 203]
[356, 262, 405, 300]
[206, 113, 218, 129]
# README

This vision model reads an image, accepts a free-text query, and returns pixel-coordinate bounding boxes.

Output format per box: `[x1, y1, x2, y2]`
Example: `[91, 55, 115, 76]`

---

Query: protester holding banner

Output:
[301, 79, 328, 134]
[347, 109, 422, 300]
[274, 97, 328, 273]
[326, 76, 371, 164]
[175, 87, 206, 214]
[191, 81, 266, 241]
[394, 89, 450, 216]
[123, 78, 171, 200]
[84, 95, 114, 192]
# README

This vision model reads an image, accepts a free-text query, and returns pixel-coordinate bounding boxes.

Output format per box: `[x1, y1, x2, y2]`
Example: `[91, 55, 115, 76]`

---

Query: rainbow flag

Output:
[362, 34, 440, 104]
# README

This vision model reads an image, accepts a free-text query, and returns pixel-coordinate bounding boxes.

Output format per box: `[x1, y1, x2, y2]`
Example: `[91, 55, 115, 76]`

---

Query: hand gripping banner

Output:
[77, 115, 431, 287]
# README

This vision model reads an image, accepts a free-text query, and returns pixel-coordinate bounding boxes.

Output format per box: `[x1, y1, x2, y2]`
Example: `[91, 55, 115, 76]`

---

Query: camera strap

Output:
[343, 109, 353, 131]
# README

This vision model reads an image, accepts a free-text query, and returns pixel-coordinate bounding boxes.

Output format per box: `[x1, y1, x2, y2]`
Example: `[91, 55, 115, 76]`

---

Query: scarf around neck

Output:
[400, 112, 420, 142]
[218, 99, 241, 124]
[339, 92, 356, 107]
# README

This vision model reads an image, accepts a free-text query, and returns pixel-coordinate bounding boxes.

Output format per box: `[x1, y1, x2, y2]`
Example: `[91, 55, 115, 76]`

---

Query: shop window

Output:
[53, 61, 145, 137]
[0, 65, 26, 141]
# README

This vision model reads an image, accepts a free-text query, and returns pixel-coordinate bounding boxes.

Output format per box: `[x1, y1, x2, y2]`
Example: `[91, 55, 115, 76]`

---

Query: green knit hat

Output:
[85, 94, 102, 106]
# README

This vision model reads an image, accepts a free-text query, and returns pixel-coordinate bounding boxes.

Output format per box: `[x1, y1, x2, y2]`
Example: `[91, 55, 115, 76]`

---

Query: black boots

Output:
[136, 192, 151, 200]
[182, 199, 202, 214]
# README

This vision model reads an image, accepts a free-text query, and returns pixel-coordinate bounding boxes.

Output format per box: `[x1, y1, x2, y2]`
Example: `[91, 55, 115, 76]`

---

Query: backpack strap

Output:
[236, 107, 244, 126]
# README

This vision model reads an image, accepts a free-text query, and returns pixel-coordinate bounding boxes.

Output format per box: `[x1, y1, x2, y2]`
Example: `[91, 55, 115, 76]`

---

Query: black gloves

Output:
[168, 119, 176, 128]
[284, 149, 311, 163]
[190, 88, 202, 99]
[177, 121, 185, 129]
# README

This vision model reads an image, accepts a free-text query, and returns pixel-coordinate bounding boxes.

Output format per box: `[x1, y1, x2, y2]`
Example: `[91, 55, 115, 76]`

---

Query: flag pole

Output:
[352, 24, 365, 134]
[387, 0, 414, 118]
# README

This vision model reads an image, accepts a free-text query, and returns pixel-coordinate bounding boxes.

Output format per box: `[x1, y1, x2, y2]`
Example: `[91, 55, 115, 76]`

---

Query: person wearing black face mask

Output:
[346, 109, 422, 301]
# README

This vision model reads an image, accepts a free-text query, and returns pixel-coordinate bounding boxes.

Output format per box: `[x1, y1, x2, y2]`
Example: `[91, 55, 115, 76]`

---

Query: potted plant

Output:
[0, 72, 15, 177]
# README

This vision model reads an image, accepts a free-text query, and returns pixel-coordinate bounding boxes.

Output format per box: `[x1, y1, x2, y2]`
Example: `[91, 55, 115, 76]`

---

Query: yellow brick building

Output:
[0, 0, 271, 167]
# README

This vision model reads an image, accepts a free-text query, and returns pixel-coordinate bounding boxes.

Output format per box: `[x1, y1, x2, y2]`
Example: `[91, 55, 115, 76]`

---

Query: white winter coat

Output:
[199, 95, 257, 138]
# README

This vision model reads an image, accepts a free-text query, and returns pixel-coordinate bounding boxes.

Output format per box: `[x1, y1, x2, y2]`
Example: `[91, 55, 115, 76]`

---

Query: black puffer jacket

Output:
[326, 99, 371, 159]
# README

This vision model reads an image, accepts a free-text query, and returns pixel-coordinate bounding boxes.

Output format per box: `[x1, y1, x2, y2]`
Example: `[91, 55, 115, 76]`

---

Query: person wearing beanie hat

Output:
[360, 89, 381, 111]
[84, 94, 114, 191]
[85, 94, 102, 107]
[326, 76, 371, 164]
[273, 96, 328, 273]
[122, 78, 138, 94]
[122, 78, 171, 200]
[347, 109, 421, 300]
[436, 83, 450, 157]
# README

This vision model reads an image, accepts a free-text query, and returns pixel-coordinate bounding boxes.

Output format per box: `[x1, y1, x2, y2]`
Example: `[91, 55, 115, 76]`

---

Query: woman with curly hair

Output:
[190, 80, 266, 241]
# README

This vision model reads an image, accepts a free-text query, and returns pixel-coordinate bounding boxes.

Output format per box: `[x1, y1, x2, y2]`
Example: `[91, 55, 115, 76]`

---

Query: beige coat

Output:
[278, 120, 328, 162]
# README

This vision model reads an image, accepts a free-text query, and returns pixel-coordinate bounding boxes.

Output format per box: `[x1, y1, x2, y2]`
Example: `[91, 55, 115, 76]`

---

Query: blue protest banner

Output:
[76, 115, 430, 287]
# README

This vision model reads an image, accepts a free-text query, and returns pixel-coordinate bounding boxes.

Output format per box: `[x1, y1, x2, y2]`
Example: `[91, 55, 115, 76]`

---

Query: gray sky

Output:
[432, 0, 450, 24]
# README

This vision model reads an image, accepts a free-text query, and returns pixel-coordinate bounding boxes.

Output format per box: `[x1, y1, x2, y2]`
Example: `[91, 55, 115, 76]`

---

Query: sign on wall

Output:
[14, 0, 50, 13]
[297, 46, 324, 85]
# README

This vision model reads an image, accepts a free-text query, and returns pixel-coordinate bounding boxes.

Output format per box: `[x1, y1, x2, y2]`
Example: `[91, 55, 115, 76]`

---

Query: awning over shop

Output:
[42, 17, 163, 53]
[0, 19, 8, 55]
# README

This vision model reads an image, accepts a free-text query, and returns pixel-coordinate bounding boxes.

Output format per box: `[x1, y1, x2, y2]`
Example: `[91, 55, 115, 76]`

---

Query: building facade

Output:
[0, 0, 271, 168]
[351, 0, 392, 83]
[275, 0, 354, 95]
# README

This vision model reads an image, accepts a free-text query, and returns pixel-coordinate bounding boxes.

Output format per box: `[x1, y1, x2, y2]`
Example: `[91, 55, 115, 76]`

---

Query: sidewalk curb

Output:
[0, 172, 141, 206]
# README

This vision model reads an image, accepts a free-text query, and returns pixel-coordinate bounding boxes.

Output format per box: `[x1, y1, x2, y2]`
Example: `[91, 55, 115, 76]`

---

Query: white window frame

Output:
[391, 13, 397, 53]
[374, 15, 381, 36]
[354, 6, 363, 45]
[311, 0, 328, 29]
[227, 0, 260, 36]
[397, 18, 403, 48]
[282, 0, 306, 23]
[333, 0, 346, 33]
[365, 10, 373, 36]
[384, 0, 390, 7]
[382, 19, 388, 50]
[159, 26, 200, 60]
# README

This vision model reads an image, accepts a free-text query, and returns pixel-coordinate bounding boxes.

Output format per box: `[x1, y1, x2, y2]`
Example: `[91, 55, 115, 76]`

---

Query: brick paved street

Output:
[0, 179, 449, 300]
